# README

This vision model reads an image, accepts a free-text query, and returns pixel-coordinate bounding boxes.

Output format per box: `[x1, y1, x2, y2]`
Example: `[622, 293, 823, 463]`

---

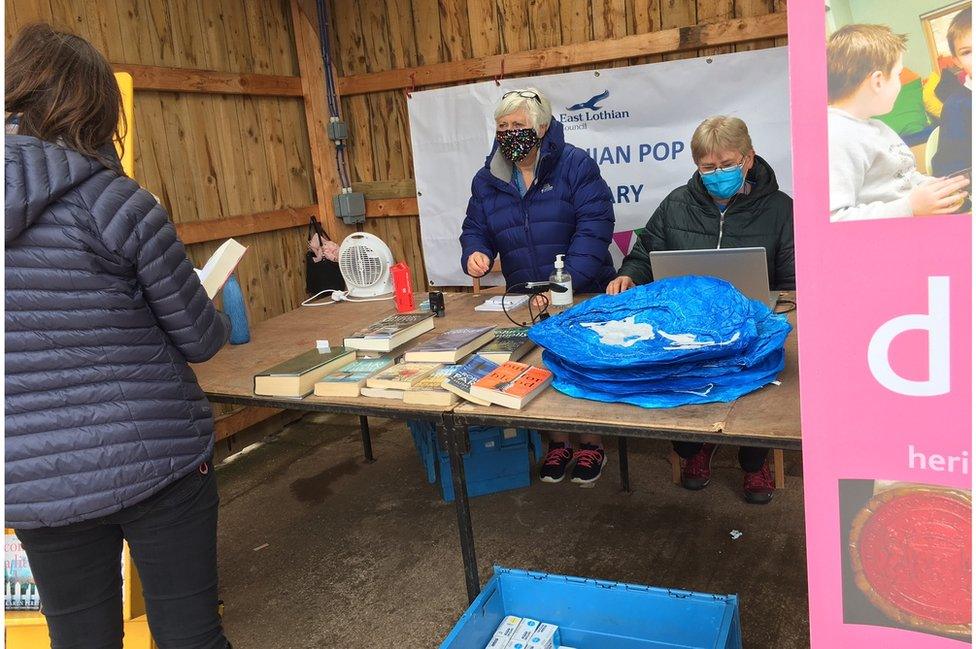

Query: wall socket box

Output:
[333, 192, 366, 224]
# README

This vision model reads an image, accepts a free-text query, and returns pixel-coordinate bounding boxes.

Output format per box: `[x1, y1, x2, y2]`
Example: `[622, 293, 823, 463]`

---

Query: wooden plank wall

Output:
[5, 0, 315, 321]
[328, 0, 785, 289]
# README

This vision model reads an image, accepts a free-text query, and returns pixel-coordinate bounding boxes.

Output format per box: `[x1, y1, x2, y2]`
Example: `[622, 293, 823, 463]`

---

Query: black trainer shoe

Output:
[539, 443, 573, 483]
[570, 444, 607, 486]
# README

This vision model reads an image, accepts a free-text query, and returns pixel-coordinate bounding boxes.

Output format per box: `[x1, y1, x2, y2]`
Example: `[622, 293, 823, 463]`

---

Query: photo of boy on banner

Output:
[826, 0, 971, 221]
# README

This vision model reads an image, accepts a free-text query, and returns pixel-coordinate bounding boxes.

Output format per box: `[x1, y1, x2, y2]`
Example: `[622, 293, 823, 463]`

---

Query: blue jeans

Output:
[15, 462, 229, 649]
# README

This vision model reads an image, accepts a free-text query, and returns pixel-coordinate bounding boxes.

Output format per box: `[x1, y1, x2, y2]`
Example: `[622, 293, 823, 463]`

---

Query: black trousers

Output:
[15, 462, 229, 649]
[673, 441, 769, 473]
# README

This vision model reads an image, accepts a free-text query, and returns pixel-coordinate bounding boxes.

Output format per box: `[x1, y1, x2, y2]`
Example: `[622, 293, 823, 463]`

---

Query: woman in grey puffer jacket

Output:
[5, 24, 231, 649]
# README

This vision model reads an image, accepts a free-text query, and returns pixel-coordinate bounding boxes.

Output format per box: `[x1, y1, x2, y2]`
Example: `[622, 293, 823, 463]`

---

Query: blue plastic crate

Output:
[407, 422, 540, 503]
[441, 566, 743, 649]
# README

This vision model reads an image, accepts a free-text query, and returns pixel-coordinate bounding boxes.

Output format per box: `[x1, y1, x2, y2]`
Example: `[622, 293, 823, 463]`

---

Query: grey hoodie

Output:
[5, 134, 229, 529]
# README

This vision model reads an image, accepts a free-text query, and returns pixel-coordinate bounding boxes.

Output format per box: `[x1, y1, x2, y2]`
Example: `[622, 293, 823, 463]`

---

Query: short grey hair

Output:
[690, 116, 754, 163]
[494, 87, 553, 132]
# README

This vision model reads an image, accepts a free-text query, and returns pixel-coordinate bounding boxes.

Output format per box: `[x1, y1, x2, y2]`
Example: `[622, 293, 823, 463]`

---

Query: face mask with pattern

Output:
[496, 127, 540, 163]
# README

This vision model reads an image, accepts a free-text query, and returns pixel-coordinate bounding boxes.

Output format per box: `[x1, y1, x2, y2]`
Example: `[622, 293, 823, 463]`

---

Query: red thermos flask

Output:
[391, 262, 414, 312]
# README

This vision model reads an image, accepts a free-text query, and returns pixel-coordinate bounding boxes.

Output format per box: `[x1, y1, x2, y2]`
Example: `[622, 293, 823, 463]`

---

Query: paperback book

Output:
[402, 365, 461, 406]
[344, 313, 435, 352]
[442, 355, 499, 406]
[253, 347, 356, 398]
[313, 357, 395, 397]
[477, 327, 535, 364]
[403, 326, 495, 363]
[470, 361, 553, 410]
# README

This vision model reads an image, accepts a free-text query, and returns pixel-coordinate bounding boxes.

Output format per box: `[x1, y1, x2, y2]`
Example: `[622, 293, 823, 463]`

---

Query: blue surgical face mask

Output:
[700, 164, 744, 200]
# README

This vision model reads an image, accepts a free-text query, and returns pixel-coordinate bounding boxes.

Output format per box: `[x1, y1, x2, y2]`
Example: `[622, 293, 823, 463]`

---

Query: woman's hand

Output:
[606, 276, 636, 295]
[531, 294, 548, 310]
[466, 251, 491, 276]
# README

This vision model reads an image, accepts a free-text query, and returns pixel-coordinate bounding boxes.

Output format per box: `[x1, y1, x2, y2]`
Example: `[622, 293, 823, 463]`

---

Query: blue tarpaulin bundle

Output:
[527, 276, 792, 408]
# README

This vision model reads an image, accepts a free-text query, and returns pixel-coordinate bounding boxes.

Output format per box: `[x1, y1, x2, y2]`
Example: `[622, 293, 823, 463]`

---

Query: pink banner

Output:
[790, 2, 972, 647]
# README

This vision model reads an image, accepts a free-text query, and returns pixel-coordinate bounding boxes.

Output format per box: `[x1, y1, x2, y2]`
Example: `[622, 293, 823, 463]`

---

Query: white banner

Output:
[408, 47, 792, 287]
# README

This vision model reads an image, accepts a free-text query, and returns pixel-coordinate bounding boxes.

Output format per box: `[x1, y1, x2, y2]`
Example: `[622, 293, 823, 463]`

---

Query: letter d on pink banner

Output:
[790, 2, 972, 647]
[867, 276, 950, 397]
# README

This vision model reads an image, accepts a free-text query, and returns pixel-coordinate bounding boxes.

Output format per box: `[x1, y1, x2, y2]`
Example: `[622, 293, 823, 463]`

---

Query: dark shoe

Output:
[743, 460, 775, 504]
[570, 444, 607, 486]
[680, 443, 717, 490]
[539, 443, 573, 483]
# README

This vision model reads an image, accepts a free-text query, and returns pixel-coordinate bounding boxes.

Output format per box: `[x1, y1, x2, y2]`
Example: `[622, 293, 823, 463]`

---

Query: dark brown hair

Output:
[5, 23, 125, 172]
[948, 7, 971, 57]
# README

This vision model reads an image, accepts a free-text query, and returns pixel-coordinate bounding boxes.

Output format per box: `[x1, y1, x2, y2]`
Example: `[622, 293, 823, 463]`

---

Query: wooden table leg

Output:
[670, 449, 682, 485]
[773, 448, 785, 489]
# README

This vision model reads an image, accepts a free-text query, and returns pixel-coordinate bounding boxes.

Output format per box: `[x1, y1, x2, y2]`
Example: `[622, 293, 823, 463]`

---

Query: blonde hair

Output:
[827, 24, 907, 103]
[494, 87, 552, 132]
[690, 116, 753, 163]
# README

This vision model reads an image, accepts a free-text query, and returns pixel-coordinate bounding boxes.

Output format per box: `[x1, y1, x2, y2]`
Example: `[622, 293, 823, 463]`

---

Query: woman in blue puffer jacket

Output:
[460, 87, 616, 486]
[5, 24, 231, 648]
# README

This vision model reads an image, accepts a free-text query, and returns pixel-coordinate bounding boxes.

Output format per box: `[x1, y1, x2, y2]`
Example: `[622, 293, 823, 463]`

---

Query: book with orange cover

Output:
[469, 361, 553, 410]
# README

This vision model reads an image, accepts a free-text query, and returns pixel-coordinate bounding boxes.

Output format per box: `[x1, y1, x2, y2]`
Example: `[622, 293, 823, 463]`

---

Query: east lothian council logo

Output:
[559, 89, 629, 130]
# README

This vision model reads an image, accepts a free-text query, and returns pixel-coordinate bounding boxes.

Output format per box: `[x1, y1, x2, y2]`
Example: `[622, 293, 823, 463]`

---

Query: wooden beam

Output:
[290, 0, 357, 243]
[352, 179, 417, 199]
[365, 196, 419, 218]
[214, 406, 283, 442]
[111, 63, 303, 96]
[176, 205, 318, 245]
[337, 12, 788, 96]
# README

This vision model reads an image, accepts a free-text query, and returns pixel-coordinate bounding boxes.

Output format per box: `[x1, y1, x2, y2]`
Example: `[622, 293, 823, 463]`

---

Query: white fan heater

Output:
[338, 232, 395, 298]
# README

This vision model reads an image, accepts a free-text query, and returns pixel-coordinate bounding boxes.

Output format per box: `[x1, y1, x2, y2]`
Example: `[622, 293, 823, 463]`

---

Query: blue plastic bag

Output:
[528, 276, 792, 408]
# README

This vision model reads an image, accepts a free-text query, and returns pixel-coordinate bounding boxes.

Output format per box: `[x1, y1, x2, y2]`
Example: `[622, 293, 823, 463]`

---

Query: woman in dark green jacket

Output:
[607, 115, 795, 504]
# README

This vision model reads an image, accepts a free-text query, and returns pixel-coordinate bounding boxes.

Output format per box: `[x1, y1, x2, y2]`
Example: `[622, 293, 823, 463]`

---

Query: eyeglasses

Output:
[699, 158, 745, 175]
[502, 90, 543, 104]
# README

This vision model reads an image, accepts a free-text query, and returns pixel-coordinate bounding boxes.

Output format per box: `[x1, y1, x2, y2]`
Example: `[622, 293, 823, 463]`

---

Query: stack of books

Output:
[251, 312, 552, 409]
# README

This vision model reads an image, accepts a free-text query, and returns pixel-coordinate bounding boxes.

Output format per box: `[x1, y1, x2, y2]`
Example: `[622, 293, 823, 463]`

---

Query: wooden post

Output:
[290, 0, 356, 243]
[670, 449, 682, 485]
[773, 448, 786, 489]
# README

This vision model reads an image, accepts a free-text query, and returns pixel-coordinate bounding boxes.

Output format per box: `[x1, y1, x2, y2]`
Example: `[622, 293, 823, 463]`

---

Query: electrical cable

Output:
[499, 281, 558, 327]
[301, 289, 394, 307]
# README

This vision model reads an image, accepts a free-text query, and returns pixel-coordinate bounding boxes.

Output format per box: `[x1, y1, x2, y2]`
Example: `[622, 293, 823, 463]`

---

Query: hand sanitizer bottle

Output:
[549, 254, 573, 310]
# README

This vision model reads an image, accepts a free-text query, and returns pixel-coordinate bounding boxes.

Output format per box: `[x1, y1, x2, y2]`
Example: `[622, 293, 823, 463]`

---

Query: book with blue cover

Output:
[313, 357, 395, 398]
[441, 355, 498, 406]
[403, 326, 495, 363]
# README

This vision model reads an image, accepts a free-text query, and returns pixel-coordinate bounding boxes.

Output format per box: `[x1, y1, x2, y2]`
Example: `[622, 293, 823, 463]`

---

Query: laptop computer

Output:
[649, 247, 773, 306]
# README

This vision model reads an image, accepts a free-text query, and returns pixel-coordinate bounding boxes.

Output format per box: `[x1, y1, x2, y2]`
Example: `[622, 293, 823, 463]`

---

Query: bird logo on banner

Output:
[566, 90, 610, 111]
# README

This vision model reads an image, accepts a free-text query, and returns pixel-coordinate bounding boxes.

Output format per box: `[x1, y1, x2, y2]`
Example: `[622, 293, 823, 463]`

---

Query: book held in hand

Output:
[442, 355, 499, 406]
[470, 361, 553, 410]
[365, 362, 441, 390]
[253, 347, 356, 398]
[195, 238, 247, 299]
[344, 313, 435, 352]
[313, 357, 395, 398]
[478, 327, 535, 364]
[403, 365, 461, 406]
[403, 326, 495, 363]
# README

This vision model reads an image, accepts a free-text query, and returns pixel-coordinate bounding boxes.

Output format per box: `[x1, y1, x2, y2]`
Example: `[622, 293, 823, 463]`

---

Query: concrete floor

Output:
[213, 413, 810, 648]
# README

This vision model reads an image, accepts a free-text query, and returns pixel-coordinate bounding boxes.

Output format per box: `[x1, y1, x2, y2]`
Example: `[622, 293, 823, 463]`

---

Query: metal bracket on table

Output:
[440, 413, 481, 602]
[358, 416, 375, 463]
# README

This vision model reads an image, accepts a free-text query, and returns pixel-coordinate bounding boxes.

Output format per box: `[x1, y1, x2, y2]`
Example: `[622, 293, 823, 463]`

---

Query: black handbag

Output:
[305, 217, 346, 295]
